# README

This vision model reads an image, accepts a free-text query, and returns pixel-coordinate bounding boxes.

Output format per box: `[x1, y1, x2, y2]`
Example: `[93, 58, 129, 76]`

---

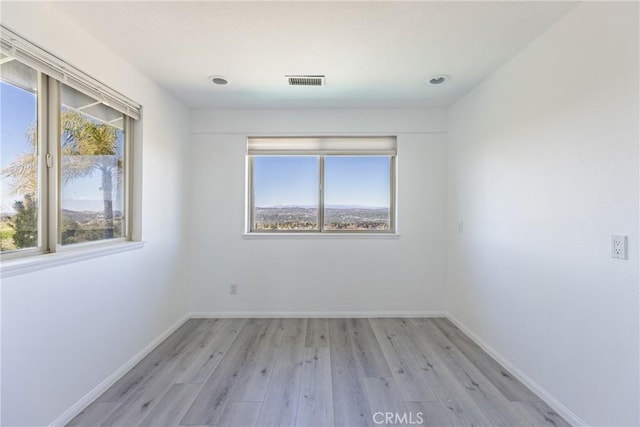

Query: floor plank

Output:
[96, 319, 202, 403]
[411, 319, 533, 427]
[139, 383, 202, 427]
[180, 319, 271, 425]
[100, 323, 224, 426]
[404, 401, 453, 427]
[439, 399, 497, 427]
[329, 319, 375, 427]
[377, 320, 492, 425]
[282, 318, 308, 339]
[362, 377, 411, 426]
[296, 347, 334, 427]
[177, 319, 247, 384]
[218, 401, 262, 427]
[347, 318, 393, 378]
[305, 318, 329, 348]
[257, 332, 306, 426]
[66, 402, 120, 427]
[370, 318, 438, 402]
[513, 401, 572, 427]
[432, 318, 541, 402]
[227, 318, 285, 402]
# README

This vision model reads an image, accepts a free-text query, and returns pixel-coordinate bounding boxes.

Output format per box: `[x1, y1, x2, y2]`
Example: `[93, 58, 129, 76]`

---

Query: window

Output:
[247, 137, 396, 233]
[0, 26, 140, 259]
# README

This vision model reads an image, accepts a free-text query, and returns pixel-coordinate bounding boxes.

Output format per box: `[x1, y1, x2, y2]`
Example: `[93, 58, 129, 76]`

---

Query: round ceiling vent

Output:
[427, 74, 449, 85]
[209, 75, 229, 85]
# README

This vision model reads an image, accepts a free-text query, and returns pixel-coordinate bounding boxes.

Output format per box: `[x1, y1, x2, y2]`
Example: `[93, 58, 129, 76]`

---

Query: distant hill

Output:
[253, 206, 390, 231]
[61, 209, 122, 222]
[260, 204, 386, 210]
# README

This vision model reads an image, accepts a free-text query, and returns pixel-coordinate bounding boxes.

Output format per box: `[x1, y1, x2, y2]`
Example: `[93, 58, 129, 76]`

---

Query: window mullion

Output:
[46, 77, 60, 253]
[248, 155, 255, 232]
[123, 116, 131, 238]
[319, 155, 325, 232]
[36, 72, 48, 253]
[390, 155, 396, 234]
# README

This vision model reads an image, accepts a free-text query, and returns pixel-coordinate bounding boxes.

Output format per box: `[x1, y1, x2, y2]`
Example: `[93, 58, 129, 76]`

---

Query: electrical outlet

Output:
[229, 283, 238, 295]
[612, 235, 628, 260]
[458, 221, 464, 233]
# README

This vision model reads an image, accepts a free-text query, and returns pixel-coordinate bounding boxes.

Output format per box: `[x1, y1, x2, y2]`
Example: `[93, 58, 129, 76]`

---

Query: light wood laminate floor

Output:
[68, 318, 570, 427]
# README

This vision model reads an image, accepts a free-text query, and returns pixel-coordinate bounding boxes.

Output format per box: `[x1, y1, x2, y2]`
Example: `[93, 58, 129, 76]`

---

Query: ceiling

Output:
[52, 1, 578, 109]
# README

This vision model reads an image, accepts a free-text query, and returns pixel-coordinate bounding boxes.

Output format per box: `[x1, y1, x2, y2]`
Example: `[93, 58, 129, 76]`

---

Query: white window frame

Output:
[246, 136, 397, 235]
[0, 26, 142, 272]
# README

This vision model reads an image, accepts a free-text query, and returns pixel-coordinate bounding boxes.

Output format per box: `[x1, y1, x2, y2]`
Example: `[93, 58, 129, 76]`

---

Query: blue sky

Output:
[1, 80, 121, 214]
[1, 82, 35, 169]
[1, 81, 36, 213]
[325, 156, 390, 208]
[253, 156, 390, 208]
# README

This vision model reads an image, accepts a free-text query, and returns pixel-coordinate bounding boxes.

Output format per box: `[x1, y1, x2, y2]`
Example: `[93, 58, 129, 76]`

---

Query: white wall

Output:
[447, 2, 639, 426]
[189, 109, 447, 315]
[1, 3, 191, 425]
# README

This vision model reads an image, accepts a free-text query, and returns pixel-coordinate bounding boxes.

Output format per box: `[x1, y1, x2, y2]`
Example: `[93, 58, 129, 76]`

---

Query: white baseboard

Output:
[190, 310, 447, 318]
[446, 314, 587, 427]
[49, 314, 191, 427]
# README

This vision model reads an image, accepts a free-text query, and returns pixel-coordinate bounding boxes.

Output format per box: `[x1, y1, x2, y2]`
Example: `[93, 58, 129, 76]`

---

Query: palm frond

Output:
[3, 109, 123, 198]
[1, 153, 37, 195]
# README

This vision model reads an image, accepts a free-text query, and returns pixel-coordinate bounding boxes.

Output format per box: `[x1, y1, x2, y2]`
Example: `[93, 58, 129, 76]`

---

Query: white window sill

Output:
[243, 233, 400, 240]
[1, 241, 145, 278]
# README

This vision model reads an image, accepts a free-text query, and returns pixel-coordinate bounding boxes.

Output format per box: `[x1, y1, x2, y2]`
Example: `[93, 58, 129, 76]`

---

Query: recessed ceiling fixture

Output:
[427, 74, 449, 85]
[286, 75, 325, 86]
[209, 75, 229, 85]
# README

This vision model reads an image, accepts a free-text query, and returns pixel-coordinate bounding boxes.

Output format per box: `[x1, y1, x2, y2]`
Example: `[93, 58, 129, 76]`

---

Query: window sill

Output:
[1, 241, 146, 279]
[243, 233, 400, 240]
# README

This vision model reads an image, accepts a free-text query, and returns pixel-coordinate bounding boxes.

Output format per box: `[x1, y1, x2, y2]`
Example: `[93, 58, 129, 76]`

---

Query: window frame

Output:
[0, 27, 141, 263]
[247, 142, 397, 235]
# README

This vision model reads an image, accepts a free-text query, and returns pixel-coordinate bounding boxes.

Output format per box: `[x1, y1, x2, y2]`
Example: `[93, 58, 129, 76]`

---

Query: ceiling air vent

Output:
[286, 75, 325, 86]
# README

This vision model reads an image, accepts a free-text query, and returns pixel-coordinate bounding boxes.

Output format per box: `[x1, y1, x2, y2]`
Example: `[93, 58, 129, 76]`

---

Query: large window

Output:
[0, 27, 140, 259]
[248, 137, 396, 233]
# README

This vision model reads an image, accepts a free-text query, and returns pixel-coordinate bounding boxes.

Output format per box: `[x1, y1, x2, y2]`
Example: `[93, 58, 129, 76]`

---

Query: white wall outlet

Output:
[458, 221, 464, 233]
[229, 283, 238, 295]
[612, 235, 628, 260]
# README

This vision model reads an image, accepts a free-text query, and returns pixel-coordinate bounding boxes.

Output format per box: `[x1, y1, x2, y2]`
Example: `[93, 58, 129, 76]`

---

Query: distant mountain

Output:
[325, 204, 387, 210]
[61, 209, 122, 222]
[258, 204, 387, 210]
[265, 205, 317, 209]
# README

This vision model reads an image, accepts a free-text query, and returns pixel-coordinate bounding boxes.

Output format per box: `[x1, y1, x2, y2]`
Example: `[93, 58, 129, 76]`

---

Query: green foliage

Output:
[61, 214, 123, 245]
[63, 111, 119, 156]
[0, 222, 15, 239]
[0, 221, 17, 252]
[11, 194, 38, 249]
[61, 110, 121, 185]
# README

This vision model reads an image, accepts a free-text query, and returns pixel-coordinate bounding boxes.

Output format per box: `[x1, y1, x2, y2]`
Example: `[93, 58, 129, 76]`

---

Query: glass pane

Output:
[0, 60, 39, 253]
[324, 156, 391, 231]
[60, 84, 125, 245]
[252, 156, 319, 231]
